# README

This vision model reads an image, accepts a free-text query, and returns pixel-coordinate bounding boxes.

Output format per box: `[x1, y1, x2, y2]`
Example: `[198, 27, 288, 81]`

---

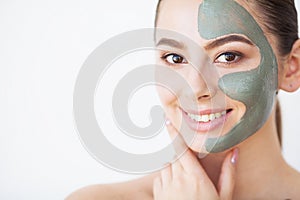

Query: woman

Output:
[68, 0, 300, 199]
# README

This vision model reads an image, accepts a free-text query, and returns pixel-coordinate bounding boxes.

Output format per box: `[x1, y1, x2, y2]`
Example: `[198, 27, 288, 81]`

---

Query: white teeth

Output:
[187, 110, 227, 122]
[215, 112, 221, 118]
[202, 115, 209, 122]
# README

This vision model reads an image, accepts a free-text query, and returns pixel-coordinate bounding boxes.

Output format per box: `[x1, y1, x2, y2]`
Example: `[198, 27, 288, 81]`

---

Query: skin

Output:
[67, 0, 300, 199]
[198, 0, 278, 152]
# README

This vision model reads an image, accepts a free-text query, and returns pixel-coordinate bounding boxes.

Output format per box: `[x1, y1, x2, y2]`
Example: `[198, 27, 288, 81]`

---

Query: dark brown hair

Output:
[248, 0, 298, 57]
[155, 0, 299, 146]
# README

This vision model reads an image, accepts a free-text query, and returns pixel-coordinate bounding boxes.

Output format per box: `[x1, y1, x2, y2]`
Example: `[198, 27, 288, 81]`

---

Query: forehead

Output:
[156, 0, 201, 41]
[156, 0, 255, 43]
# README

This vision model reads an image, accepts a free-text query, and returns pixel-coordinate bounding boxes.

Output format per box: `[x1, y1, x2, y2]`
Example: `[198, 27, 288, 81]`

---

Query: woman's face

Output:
[155, 0, 278, 153]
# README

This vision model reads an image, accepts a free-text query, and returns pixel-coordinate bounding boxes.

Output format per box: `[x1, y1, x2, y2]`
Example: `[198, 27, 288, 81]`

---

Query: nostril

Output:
[198, 94, 210, 99]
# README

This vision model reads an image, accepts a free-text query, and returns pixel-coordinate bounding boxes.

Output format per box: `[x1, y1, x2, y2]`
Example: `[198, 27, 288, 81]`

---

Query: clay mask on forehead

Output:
[198, 0, 278, 152]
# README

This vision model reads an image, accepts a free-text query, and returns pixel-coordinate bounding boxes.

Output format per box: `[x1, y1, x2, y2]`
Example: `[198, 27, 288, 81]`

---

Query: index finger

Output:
[165, 119, 206, 174]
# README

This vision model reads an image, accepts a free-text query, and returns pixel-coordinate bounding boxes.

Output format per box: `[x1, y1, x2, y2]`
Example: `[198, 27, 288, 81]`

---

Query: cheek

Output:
[156, 85, 177, 107]
[155, 84, 184, 131]
[155, 66, 188, 107]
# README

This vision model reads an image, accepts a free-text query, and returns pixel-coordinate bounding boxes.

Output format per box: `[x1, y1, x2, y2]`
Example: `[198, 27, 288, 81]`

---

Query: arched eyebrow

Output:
[204, 35, 254, 50]
[156, 38, 186, 49]
[156, 35, 254, 50]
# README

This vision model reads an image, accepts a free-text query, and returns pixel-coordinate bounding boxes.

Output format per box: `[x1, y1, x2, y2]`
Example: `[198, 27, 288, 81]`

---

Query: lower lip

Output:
[182, 109, 231, 133]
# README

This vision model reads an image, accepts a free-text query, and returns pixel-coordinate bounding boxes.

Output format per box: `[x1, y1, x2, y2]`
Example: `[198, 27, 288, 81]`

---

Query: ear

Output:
[279, 39, 300, 92]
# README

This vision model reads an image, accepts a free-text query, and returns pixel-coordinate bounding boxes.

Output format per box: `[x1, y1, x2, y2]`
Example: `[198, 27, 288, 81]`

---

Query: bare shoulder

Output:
[66, 172, 158, 200]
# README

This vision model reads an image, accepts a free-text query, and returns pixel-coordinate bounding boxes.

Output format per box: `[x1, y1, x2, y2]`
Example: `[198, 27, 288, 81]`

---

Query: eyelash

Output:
[161, 51, 242, 67]
[161, 53, 187, 66]
[215, 52, 242, 65]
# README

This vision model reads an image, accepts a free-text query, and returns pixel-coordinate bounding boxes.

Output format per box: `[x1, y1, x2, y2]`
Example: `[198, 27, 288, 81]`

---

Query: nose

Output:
[182, 64, 218, 102]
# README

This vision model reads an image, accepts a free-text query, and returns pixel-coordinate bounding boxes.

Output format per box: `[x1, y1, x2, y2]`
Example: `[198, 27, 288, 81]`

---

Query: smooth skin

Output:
[67, 0, 300, 199]
[153, 121, 238, 200]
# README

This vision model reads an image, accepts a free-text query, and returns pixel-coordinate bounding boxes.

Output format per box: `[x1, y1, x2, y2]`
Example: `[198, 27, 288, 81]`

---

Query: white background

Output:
[1, 0, 300, 199]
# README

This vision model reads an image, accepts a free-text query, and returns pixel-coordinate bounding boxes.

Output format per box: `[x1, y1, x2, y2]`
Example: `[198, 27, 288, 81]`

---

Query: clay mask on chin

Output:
[198, 0, 278, 152]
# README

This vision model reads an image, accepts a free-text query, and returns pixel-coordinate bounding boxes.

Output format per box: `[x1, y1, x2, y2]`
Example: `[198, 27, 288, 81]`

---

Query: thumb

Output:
[218, 148, 239, 199]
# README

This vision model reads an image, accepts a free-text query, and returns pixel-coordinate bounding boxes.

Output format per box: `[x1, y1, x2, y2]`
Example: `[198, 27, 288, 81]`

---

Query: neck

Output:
[197, 107, 288, 199]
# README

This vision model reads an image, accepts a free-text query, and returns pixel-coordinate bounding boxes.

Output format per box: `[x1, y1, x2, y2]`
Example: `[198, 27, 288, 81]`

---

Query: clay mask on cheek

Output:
[198, 0, 278, 152]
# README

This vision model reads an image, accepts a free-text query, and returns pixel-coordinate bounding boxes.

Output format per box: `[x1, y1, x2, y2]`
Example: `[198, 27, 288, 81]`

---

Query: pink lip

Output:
[181, 108, 232, 133]
[183, 108, 229, 116]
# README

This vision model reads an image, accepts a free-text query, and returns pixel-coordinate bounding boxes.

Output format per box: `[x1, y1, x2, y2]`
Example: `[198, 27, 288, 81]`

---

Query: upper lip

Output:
[180, 107, 230, 116]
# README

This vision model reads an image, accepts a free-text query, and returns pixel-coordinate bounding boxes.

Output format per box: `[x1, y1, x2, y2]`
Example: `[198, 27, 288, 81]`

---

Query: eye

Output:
[163, 53, 187, 64]
[215, 52, 241, 64]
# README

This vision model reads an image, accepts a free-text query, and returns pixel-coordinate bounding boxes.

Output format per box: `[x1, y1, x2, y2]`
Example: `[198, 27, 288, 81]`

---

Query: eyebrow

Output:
[204, 35, 254, 50]
[156, 34, 254, 51]
[156, 38, 185, 49]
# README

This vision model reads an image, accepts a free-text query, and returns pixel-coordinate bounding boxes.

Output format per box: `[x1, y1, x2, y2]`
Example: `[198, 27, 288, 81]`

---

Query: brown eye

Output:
[164, 54, 187, 64]
[216, 52, 241, 63]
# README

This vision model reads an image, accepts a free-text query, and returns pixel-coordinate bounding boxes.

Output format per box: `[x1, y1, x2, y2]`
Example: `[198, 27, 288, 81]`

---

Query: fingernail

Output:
[231, 148, 239, 164]
[165, 119, 171, 126]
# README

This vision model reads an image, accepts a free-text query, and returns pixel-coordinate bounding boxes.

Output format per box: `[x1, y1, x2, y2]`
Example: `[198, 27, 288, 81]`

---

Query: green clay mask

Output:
[198, 0, 278, 152]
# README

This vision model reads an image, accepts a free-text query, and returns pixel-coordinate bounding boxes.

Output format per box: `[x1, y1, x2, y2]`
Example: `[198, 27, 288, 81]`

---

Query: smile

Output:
[181, 108, 233, 133]
[187, 110, 227, 122]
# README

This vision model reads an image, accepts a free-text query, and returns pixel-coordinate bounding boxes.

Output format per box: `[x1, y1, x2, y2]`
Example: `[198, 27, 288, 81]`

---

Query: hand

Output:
[153, 120, 238, 200]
